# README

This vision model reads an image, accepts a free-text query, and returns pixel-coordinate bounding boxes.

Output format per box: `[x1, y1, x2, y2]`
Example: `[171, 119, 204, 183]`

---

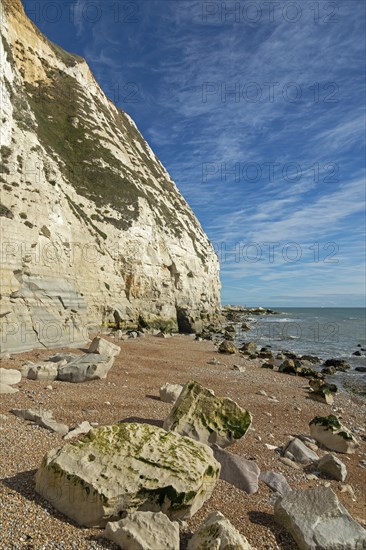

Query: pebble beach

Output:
[1, 333, 366, 549]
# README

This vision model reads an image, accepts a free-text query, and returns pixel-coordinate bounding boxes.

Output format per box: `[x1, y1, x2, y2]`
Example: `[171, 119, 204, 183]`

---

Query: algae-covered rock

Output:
[188, 511, 253, 550]
[163, 380, 252, 448]
[309, 415, 358, 454]
[35, 422, 220, 527]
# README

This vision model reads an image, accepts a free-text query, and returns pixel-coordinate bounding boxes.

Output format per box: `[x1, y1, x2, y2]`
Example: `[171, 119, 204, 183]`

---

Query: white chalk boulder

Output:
[104, 511, 179, 550]
[35, 422, 220, 527]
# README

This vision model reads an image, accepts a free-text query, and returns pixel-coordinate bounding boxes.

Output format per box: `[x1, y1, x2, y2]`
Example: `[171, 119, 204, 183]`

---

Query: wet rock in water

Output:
[27, 362, 58, 381]
[163, 380, 252, 448]
[188, 511, 253, 550]
[11, 408, 68, 435]
[240, 341, 257, 354]
[35, 422, 220, 527]
[104, 511, 180, 550]
[317, 453, 347, 482]
[283, 438, 319, 465]
[88, 336, 121, 357]
[225, 324, 236, 333]
[274, 486, 366, 549]
[218, 340, 238, 354]
[159, 383, 183, 404]
[260, 471, 291, 496]
[355, 367, 366, 373]
[57, 354, 115, 383]
[0, 368, 21, 385]
[309, 415, 359, 454]
[223, 331, 234, 341]
[300, 355, 320, 364]
[323, 358, 350, 372]
[353, 351, 362, 356]
[282, 351, 299, 360]
[211, 444, 260, 494]
[322, 366, 337, 375]
[241, 322, 251, 331]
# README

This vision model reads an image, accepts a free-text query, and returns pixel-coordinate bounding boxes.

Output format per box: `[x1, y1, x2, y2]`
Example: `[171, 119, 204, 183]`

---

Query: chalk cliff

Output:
[0, 0, 221, 353]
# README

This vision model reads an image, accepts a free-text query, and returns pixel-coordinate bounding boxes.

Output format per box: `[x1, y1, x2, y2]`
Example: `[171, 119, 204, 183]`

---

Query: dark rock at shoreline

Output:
[282, 351, 299, 361]
[279, 359, 302, 375]
[309, 379, 337, 394]
[352, 351, 362, 356]
[322, 366, 337, 375]
[240, 342, 257, 354]
[323, 359, 350, 372]
[355, 367, 366, 373]
[301, 355, 320, 364]
[261, 363, 274, 369]
[299, 367, 324, 380]
[258, 351, 274, 359]
[219, 340, 238, 354]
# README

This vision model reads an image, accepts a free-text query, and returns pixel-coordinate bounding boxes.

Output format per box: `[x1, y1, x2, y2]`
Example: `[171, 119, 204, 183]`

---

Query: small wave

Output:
[268, 318, 301, 323]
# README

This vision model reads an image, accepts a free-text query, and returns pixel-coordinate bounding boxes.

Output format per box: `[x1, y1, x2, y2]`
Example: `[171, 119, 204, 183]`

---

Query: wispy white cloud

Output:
[65, 0, 365, 306]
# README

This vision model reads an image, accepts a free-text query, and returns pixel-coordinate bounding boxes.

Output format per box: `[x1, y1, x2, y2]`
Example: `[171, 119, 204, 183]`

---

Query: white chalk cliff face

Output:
[0, 0, 221, 353]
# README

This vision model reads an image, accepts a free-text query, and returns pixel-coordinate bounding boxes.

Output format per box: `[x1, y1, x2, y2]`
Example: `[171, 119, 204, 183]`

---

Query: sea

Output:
[234, 307, 366, 392]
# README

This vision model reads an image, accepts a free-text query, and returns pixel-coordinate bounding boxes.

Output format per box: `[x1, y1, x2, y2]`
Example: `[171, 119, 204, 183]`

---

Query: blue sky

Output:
[24, 0, 365, 307]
